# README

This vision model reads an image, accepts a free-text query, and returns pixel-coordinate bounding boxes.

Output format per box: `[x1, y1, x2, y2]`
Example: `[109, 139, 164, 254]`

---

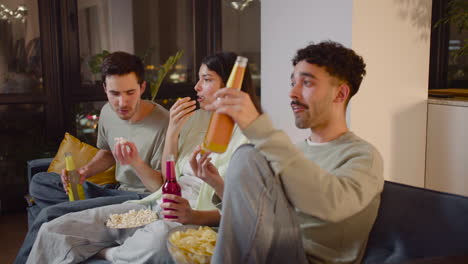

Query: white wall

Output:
[262, 0, 432, 187]
[108, 0, 134, 53]
[261, 0, 353, 140]
[222, 1, 260, 55]
[351, 0, 432, 187]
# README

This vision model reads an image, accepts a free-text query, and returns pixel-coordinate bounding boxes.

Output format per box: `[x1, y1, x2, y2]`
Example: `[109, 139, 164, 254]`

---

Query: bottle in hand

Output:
[162, 155, 182, 219]
[64, 152, 85, 201]
[202, 56, 248, 153]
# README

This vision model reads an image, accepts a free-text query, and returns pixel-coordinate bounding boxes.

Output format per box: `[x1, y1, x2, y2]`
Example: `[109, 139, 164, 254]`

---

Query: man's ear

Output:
[140, 81, 146, 95]
[334, 83, 350, 103]
[103, 82, 107, 93]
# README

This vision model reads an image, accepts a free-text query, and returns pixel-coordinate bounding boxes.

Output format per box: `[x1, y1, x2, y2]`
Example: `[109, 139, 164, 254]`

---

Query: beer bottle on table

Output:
[64, 152, 86, 201]
[162, 155, 182, 219]
[202, 56, 248, 153]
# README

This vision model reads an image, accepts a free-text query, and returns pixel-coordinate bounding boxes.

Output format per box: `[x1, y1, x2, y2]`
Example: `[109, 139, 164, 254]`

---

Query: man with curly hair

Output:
[206, 41, 384, 264]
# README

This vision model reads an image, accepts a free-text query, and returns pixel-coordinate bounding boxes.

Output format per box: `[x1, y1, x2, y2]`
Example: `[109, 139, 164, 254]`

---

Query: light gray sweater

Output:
[242, 114, 384, 264]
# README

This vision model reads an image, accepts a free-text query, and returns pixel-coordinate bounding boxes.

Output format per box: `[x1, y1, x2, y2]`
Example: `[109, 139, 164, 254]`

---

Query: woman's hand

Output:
[160, 194, 194, 224]
[168, 97, 197, 136]
[189, 146, 224, 197]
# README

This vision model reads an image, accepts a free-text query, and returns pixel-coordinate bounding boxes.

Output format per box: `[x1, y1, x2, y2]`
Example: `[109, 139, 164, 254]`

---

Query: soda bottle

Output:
[162, 155, 182, 219]
[202, 56, 248, 153]
[64, 152, 86, 201]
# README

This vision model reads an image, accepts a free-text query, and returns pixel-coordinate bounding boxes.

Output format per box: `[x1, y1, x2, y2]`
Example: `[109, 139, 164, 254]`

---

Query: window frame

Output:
[49, 0, 223, 139]
[429, 0, 467, 90]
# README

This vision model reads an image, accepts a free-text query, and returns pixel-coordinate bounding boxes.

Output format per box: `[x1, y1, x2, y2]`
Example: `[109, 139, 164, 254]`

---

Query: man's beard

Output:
[294, 112, 311, 129]
[113, 106, 134, 120]
[115, 100, 140, 121]
[291, 100, 310, 129]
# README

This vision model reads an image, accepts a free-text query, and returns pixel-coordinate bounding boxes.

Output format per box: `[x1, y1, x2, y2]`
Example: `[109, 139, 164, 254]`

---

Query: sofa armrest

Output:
[27, 158, 53, 184]
[363, 181, 468, 263]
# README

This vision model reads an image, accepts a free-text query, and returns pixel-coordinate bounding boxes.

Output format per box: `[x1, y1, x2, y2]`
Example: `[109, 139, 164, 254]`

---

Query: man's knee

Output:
[145, 221, 179, 248]
[37, 221, 55, 236]
[29, 172, 55, 196]
[226, 144, 272, 184]
[36, 204, 65, 223]
[230, 144, 264, 167]
[113, 221, 178, 262]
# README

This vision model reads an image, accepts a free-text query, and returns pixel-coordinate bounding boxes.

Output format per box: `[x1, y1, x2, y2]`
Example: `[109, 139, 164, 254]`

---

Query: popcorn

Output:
[114, 137, 128, 144]
[106, 209, 158, 229]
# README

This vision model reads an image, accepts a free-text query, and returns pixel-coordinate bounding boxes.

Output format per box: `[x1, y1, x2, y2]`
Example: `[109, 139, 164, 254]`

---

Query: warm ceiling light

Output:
[225, 0, 255, 11]
[0, 4, 28, 23]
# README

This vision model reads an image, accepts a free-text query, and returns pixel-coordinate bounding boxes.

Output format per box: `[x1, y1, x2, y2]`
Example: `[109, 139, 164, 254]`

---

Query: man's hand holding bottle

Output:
[60, 167, 88, 193]
[205, 88, 260, 130]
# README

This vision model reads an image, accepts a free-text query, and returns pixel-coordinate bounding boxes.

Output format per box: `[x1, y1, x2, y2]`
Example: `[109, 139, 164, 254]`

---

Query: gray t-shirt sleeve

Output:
[97, 106, 110, 151]
[242, 114, 384, 222]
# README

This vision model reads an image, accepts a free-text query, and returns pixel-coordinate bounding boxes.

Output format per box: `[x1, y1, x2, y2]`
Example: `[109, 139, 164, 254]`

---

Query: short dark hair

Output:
[292, 41, 366, 101]
[101, 51, 145, 85]
[202, 52, 262, 113]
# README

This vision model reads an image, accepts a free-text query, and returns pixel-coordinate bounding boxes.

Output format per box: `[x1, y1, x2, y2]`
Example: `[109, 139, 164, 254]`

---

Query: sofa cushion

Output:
[363, 181, 468, 263]
[47, 133, 117, 185]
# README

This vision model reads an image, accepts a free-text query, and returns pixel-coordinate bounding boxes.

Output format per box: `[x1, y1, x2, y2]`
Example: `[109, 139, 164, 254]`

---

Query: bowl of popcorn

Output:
[167, 225, 217, 264]
[106, 208, 158, 229]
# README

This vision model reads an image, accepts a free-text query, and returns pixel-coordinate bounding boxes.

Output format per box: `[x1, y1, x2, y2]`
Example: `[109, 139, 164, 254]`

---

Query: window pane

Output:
[75, 101, 107, 146]
[222, 0, 261, 94]
[447, 21, 467, 88]
[0, 1, 42, 94]
[77, 0, 194, 86]
[0, 104, 46, 185]
[155, 97, 178, 110]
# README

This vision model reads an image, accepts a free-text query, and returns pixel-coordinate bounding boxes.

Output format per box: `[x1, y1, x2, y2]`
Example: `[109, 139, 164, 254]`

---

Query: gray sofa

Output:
[363, 181, 468, 263]
[26, 159, 468, 263]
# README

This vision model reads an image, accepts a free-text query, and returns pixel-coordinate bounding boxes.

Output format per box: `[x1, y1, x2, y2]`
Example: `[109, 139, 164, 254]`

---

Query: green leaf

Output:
[150, 50, 184, 101]
[87, 50, 110, 74]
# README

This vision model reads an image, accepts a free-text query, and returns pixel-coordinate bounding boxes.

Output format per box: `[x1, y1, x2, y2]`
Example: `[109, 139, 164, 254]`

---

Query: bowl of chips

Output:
[167, 225, 217, 264]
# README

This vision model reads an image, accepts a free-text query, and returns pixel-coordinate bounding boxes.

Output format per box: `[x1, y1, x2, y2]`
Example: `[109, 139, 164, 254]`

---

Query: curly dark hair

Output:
[101, 51, 145, 85]
[292, 41, 366, 102]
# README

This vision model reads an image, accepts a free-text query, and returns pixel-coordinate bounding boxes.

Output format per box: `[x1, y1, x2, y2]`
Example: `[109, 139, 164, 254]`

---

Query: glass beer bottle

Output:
[162, 155, 182, 219]
[64, 152, 86, 201]
[202, 56, 248, 153]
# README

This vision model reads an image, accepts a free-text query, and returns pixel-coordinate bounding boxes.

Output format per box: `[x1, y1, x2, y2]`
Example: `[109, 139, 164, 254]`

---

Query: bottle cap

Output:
[64, 152, 76, 171]
[200, 143, 209, 155]
[167, 154, 175, 162]
[235, 56, 248, 67]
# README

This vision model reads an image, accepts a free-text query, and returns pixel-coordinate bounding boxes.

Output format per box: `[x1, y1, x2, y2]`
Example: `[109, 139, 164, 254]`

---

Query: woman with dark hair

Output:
[157, 51, 262, 210]
[201, 51, 262, 113]
[26, 52, 261, 264]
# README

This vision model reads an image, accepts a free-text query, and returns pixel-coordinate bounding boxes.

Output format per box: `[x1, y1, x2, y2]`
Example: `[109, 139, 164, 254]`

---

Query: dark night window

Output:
[429, 0, 467, 90]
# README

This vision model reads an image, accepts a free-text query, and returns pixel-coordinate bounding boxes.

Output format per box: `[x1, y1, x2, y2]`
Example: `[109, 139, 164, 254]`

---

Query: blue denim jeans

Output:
[212, 145, 308, 264]
[15, 172, 147, 264]
[28, 172, 140, 222]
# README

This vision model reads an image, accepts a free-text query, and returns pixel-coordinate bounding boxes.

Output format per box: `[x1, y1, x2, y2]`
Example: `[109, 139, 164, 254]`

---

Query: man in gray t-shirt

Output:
[205, 41, 384, 264]
[16, 52, 168, 264]
[96, 101, 168, 193]
[29, 51, 168, 214]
